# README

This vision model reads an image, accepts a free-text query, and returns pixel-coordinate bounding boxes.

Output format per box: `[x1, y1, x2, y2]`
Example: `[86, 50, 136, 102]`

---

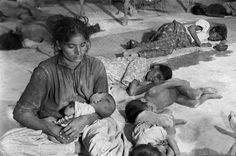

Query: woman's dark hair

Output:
[209, 24, 227, 41]
[125, 99, 147, 123]
[51, 16, 90, 52]
[129, 144, 162, 156]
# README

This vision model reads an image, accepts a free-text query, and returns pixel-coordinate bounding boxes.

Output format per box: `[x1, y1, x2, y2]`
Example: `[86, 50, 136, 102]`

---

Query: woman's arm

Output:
[93, 60, 109, 93]
[188, 25, 201, 46]
[13, 67, 71, 143]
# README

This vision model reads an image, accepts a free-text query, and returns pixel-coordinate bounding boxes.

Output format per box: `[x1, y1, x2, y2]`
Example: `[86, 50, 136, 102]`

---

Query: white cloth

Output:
[195, 19, 210, 42]
[133, 124, 167, 146]
[132, 111, 173, 146]
[185, 19, 210, 43]
[0, 128, 76, 156]
[0, 109, 131, 156]
[74, 101, 95, 118]
[82, 117, 132, 156]
[135, 111, 174, 128]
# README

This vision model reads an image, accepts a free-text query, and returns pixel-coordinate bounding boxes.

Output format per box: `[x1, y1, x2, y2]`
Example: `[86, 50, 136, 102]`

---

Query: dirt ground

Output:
[0, 0, 236, 155]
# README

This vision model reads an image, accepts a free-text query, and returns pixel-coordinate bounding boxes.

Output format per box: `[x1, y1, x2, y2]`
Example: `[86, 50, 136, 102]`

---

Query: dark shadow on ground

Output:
[141, 30, 156, 42]
[189, 147, 227, 156]
[166, 50, 233, 71]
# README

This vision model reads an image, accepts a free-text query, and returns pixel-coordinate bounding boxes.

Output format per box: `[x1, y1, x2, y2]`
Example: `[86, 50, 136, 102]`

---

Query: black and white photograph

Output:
[0, 0, 235, 155]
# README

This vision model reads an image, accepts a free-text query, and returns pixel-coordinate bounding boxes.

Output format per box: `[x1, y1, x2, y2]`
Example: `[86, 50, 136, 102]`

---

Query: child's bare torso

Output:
[144, 88, 178, 110]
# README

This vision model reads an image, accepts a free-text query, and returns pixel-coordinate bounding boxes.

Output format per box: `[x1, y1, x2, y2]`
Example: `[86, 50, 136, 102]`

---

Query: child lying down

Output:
[127, 63, 222, 110]
[126, 99, 187, 156]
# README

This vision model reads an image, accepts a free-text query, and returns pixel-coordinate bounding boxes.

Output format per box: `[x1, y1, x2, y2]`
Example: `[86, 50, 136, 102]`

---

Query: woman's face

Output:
[61, 34, 89, 63]
[146, 70, 164, 83]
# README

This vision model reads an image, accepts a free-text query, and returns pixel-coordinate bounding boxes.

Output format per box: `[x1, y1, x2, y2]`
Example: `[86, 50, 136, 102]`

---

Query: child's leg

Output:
[176, 93, 203, 108]
[175, 80, 203, 100]
[176, 92, 222, 108]
[194, 92, 222, 107]
[167, 147, 175, 156]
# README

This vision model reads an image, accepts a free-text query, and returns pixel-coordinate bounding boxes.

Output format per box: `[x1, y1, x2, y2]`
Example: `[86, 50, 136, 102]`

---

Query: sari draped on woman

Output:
[136, 20, 193, 58]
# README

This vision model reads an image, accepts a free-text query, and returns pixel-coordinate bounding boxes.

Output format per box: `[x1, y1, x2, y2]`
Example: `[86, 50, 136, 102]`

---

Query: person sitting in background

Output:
[123, 19, 227, 58]
[125, 99, 185, 156]
[127, 63, 222, 110]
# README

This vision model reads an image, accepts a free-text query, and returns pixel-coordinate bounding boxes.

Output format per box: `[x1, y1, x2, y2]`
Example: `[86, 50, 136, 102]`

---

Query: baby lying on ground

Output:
[126, 99, 186, 156]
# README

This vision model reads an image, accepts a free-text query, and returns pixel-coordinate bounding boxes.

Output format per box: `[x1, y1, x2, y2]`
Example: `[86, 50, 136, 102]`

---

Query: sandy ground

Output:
[0, 0, 236, 155]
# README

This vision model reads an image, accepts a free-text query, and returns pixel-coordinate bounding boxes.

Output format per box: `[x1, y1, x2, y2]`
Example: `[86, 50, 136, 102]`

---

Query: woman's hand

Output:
[62, 115, 89, 138]
[42, 117, 75, 144]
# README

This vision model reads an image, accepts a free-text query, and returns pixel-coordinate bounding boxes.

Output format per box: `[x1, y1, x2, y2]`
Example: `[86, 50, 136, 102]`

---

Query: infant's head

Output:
[90, 92, 107, 104]
[91, 92, 116, 118]
[129, 144, 162, 156]
[63, 101, 76, 117]
[125, 98, 160, 123]
[125, 99, 148, 123]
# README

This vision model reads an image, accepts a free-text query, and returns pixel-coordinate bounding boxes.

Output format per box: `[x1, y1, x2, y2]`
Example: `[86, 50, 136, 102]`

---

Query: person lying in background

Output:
[191, 2, 236, 17]
[123, 19, 227, 58]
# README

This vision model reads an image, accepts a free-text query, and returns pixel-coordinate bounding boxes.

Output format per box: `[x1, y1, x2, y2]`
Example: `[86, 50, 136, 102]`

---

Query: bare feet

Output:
[194, 92, 222, 108]
[191, 89, 203, 100]
[199, 87, 218, 94]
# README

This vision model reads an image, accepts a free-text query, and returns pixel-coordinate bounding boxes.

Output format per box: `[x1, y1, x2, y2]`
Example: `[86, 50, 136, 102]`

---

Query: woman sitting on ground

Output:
[124, 19, 227, 58]
[0, 16, 115, 156]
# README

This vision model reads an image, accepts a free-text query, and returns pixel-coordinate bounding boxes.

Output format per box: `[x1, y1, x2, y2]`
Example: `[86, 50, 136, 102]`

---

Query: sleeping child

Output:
[125, 99, 186, 156]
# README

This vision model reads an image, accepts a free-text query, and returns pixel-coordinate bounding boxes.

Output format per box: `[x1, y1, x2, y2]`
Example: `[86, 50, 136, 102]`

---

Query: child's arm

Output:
[166, 135, 181, 156]
[127, 79, 164, 96]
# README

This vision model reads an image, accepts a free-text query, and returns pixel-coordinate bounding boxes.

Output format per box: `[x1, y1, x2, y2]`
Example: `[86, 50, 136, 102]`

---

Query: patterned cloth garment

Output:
[137, 20, 193, 58]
